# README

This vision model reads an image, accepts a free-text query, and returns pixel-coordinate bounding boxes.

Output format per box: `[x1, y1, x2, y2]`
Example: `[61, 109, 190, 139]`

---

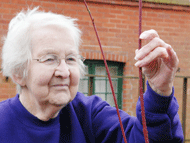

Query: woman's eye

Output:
[66, 56, 77, 62]
[45, 58, 55, 62]
[68, 57, 75, 61]
[42, 55, 57, 63]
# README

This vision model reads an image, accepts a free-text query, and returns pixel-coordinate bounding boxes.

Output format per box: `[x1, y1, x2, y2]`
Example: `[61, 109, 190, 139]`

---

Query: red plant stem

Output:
[83, 1, 128, 143]
[138, 0, 149, 143]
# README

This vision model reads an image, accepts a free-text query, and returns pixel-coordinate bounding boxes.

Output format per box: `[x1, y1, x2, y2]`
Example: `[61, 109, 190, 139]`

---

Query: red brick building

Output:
[0, 0, 190, 141]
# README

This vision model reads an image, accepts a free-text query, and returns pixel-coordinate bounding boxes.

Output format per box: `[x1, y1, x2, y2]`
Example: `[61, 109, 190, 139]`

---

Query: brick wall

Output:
[0, 0, 190, 140]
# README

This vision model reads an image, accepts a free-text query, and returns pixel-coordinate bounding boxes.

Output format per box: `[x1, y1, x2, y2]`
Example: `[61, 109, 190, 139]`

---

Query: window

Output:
[78, 60, 124, 109]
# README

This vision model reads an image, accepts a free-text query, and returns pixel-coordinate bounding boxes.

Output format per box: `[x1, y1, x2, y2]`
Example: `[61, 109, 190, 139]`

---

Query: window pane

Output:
[107, 94, 116, 107]
[109, 66, 118, 76]
[94, 65, 118, 106]
[96, 94, 105, 101]
[95, 79, 106, 93]
[107, 79, 118, 93]
[78, 66, 88, 96]
[95, 66, 106, 93]
[95, 66, 106, 76]
[78, 78, 88, 94]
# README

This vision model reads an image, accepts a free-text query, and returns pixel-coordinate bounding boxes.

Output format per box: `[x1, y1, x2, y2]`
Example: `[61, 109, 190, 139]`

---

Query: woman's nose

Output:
[54, 59, 70, 78]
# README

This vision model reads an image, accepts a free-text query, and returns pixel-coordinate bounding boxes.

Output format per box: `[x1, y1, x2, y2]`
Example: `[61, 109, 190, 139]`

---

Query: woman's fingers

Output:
[135, 29, 178, 69]
[135, 37, 170, 61]
[164, 45, 179, 69]
[135, 47, 168, 67]
[140, 29, 159, 40]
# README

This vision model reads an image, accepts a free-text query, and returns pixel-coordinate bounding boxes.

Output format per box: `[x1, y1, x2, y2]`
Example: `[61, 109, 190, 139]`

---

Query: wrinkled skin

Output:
[135, 29, 179, 96]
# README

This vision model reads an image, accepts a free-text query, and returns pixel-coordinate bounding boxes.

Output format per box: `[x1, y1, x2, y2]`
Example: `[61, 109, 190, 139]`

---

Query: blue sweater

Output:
[0, 83, 183, 143]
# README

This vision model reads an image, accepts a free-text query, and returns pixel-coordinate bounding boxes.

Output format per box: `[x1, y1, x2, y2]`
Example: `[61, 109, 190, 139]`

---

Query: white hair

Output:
[1, 7, 85, 93]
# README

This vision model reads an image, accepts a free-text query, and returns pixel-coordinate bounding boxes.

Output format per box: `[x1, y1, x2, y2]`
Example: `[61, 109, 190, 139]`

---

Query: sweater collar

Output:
[9, 94, 60, 129]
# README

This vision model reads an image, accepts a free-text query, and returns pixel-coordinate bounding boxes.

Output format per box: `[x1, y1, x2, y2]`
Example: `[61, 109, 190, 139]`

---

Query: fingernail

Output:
[139, 33, 147, 39]
[135, 49, 139, 54]
[134, 54, 140, 60]
[135, 61, 140, 67]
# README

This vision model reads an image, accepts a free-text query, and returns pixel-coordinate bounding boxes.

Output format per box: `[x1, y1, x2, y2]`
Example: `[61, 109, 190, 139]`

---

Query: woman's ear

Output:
[12, 74, 26, 87]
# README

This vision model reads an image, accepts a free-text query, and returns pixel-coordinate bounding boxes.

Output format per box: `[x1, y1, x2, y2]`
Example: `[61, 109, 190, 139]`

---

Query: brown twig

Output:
[138, 0, 149, 143]
[83, 1, 128, 143]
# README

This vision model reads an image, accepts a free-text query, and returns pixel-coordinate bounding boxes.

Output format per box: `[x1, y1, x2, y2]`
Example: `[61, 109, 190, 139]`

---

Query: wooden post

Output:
[182, 77, 187, 142]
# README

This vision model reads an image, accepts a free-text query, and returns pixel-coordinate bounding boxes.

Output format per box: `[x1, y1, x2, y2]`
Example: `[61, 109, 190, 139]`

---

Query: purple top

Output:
[0, 82, 183, 142]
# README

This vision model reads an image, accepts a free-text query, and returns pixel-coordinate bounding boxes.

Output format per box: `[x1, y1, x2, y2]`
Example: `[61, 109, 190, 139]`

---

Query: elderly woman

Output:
[0, 7, 183, 143]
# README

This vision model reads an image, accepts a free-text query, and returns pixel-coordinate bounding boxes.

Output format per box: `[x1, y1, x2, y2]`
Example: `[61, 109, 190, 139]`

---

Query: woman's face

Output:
[23, 25, 80, 107]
